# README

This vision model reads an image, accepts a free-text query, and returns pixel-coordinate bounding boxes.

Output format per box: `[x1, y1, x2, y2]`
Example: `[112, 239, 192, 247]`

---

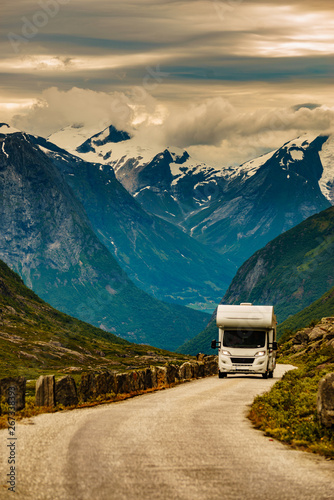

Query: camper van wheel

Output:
[218, 371, 227, 378]
[268, 371, 274, 378]
[262, 371, 268, 379]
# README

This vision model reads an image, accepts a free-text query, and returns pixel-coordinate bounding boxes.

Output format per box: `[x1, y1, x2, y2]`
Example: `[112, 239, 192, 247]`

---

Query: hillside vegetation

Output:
[0, 258, 191, 380]
[277, 286, 334, 339]
[249, 317, 334, 457]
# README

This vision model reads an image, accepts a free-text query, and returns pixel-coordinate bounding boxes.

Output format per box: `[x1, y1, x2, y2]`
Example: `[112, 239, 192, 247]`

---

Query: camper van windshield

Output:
[223, 330, 266, 348]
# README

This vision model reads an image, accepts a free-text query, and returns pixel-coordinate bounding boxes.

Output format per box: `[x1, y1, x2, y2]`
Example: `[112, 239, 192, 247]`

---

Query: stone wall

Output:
[0, 377, 26, 412]
[0, 356, 218, 412]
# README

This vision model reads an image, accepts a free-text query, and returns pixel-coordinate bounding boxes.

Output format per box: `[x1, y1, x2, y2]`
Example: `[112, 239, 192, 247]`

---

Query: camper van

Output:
[211, 303, 277, 379]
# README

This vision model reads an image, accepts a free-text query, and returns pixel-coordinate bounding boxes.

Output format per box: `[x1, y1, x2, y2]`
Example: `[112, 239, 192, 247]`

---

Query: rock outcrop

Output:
[279, 317, 334, 358]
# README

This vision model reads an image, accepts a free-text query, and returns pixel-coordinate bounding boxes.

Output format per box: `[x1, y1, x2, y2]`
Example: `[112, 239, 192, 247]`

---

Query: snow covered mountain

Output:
[185, 134, 332, 265]
[50, 123, 334, 267]
[48, 124, 231, 222]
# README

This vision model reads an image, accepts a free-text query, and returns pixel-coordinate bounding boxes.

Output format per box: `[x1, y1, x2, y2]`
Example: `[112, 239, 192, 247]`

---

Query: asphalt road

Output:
[0, 364, 333, 500]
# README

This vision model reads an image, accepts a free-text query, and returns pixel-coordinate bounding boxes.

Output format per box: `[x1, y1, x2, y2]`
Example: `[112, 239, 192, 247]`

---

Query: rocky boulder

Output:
[203, 355, 218, 376]
[156, 366, 167, 387]
[317, 372, 334, 428]
[166, 364, 179, 385]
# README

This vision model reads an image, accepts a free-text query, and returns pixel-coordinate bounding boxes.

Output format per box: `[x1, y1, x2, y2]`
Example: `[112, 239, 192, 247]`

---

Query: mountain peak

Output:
[76, 124, 131, 154]
[0, 123, 21, 135]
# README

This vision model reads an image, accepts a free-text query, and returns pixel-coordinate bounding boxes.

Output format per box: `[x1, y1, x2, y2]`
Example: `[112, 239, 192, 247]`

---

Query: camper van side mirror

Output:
[273, 341, 278, 351]
[211, 339, 217, 349]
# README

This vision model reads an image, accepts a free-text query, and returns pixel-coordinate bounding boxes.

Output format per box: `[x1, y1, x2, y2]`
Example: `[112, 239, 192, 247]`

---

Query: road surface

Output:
[0, 365, 333, 499]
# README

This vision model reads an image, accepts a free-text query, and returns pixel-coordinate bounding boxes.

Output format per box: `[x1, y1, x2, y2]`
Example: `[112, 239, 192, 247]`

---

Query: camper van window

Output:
[223, 330, 266, 348]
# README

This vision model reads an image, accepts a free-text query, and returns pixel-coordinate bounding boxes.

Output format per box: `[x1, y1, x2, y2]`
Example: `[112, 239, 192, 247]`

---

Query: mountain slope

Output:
[0, 257, 192, 379]
[0, 255, 129, 378]
[33, 135, 234, 309]
[277, 286, 334, 339]
[0, 125, 209, 350]
[176, 318, 217, 356]
[49, 124, 229, 224]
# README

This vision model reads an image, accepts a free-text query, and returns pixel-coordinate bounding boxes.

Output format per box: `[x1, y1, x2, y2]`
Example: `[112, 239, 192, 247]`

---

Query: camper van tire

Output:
[268, 371, 274, 378]
[218, 371, 227, 378]
[262, 371, 268, 379]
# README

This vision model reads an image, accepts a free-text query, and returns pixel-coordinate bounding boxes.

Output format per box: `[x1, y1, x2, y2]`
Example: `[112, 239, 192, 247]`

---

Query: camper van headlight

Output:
[255, 351, 266, 357]
[221, 350, 231, 356]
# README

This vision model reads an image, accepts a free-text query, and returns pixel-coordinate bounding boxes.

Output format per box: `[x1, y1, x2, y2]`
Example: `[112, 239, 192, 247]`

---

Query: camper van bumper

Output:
[219, 354, 268, 374]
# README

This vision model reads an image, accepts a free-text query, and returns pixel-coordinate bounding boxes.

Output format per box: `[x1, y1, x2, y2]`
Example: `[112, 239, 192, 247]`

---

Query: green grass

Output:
[249, 366, 334, 457]
[0, 257, 192, 380]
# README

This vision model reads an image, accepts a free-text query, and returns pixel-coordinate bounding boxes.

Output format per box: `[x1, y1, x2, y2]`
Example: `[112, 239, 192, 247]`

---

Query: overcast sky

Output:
[1, 0, 334, 165]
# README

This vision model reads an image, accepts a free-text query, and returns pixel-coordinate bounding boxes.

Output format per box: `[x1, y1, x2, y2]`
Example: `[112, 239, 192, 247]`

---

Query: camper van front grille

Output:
[231, 357, 254, 364]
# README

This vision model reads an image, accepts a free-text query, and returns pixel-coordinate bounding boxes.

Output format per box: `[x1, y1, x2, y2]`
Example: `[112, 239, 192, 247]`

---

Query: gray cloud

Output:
[163, 98, 334, 147]
[1, 0, 334, 165]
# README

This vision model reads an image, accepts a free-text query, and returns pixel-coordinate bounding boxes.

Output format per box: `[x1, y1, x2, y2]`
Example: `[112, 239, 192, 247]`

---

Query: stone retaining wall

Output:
[32, 355, 218, 408]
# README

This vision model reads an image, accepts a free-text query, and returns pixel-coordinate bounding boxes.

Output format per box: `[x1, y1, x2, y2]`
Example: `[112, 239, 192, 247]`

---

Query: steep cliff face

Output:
[0, 128, 209, 350]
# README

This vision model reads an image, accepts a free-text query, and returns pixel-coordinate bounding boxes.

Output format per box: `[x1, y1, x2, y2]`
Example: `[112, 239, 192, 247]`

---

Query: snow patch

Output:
[290, 149, 304, 161]
[319, 135, 334, 204]
[1, 141, 9, 158]
[228, 150, 275, 180]
[38, 145, 52, 155]
[48, 124, 106, 151]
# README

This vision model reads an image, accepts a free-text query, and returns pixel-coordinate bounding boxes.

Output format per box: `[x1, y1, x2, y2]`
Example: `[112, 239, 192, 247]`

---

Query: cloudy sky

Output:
[1, 0, 334, 165]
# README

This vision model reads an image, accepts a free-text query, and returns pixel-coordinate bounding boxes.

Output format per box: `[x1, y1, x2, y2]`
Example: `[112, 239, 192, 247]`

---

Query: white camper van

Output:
[211, 303, 277, 379]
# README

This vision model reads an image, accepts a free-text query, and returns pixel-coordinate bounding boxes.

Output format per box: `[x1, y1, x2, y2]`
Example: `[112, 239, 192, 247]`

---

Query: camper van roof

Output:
[216, 304, 276, 329]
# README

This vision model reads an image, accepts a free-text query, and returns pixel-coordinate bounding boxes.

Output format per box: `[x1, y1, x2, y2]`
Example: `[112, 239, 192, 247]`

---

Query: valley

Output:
[0, 122, 334, 355]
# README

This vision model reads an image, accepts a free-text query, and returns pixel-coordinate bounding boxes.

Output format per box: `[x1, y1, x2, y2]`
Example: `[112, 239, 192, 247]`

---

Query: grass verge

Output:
[249, 364, 334, 458]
